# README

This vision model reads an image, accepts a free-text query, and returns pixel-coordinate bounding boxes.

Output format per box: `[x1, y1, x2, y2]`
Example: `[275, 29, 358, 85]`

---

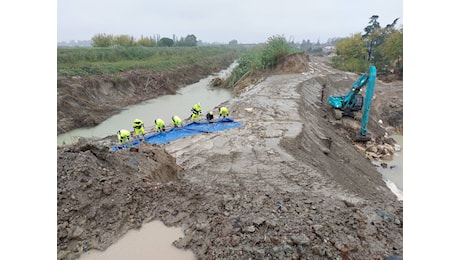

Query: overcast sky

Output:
[57, 0, 403, 44]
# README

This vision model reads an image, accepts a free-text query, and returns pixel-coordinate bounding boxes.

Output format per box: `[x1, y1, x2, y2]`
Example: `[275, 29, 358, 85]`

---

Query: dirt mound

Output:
[57, 141, 180, 259]
[230, 52, 311, 95]
[274, 52, 310, 73]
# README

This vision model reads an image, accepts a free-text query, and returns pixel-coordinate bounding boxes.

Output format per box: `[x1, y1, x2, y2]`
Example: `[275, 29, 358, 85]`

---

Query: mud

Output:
[57, 54, 403, 259]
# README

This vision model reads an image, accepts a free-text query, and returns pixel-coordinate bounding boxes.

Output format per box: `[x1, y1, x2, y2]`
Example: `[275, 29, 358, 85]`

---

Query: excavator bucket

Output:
[355, 132, 371, 142]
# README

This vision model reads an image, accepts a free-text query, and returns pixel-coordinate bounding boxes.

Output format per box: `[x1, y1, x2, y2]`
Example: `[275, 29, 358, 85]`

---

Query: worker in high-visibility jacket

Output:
[155, 118, 166, 132]
[132, 118, 145, 138]
[117, 129, 131, 144]
[219, 106, 229, 118]
[171, 115, 183, 127]
[190, 102, 202, 121]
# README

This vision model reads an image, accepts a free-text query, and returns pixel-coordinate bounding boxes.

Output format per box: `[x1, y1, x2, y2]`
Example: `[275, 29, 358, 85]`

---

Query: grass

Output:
[57, 46, 244, 77]
[58, 36, 304, 90]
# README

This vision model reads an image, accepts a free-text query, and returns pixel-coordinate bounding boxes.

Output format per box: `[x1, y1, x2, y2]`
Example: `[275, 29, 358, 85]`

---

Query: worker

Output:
[132, 118, 145, 139]
[117, 130, 131, 149]
[190, 102, 202, 121]
[155, 118, 166, 132]
[206, 111, 214, 122]
[171, 115, 183, 127]
[219, 106, 229, 118]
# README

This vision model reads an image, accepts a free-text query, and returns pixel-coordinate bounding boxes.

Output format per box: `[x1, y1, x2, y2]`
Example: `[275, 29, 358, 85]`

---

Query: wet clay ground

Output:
[57, 54, 403, 259]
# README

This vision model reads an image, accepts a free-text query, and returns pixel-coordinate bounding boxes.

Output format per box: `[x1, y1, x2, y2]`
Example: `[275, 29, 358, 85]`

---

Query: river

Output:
[57, 62, 237, 146]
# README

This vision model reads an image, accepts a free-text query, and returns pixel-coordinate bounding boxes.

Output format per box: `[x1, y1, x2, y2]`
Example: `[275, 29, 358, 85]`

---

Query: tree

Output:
[91, 33, 114, 47]
[300, 39, 312, 51]
[362, 15, 399, 62]
[379, 30, 403, 74]
[176, 34, 197, 47]
[261, 35, 291, 69]
[158, 37, 174, 47]
[333, 33, 368, 72]
[137, 35, 156, 47]
[114, 34, 135, 47]
[331, 16, 402, 75]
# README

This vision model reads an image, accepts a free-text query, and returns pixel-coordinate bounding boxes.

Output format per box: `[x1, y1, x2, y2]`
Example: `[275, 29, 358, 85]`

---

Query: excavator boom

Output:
[355, 65, 376, 142]
[328, 65, 377, 142]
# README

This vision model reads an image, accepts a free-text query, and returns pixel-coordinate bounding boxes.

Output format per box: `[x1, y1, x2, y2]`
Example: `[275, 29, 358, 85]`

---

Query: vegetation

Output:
[90, 33, 198, 47]
[225, 35, 303, 87]
[57, 46, 243, 77]
[332, 15, 403, 75]
[333, 33, 368, 72]
[58, 34, 303, 89]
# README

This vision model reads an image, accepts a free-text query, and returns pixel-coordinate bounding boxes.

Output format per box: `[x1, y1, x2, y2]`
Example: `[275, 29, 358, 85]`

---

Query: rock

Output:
[290, 234, 310, 245]
[70, 226, 84, 239]
[243, 225, 256, 233]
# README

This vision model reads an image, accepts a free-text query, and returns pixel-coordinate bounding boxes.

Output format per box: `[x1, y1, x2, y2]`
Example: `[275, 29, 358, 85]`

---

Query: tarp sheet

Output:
[111, 117, 243, 151]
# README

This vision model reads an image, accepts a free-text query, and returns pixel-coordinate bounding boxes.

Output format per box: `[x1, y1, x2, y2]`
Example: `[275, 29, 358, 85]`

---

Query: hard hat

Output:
[209, 111, 213, 115]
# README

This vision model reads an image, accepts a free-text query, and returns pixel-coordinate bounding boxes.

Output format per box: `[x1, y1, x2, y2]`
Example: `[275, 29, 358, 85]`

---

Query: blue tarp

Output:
[111, 117, 243, 151]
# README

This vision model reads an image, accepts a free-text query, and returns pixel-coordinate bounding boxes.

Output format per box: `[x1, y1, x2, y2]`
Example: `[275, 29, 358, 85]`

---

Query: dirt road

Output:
[57, 54, 403, 259]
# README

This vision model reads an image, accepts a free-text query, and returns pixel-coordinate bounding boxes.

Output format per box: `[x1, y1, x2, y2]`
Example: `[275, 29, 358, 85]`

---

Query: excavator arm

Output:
[355, 65, 376, 142]
[328, 65, 377, 142]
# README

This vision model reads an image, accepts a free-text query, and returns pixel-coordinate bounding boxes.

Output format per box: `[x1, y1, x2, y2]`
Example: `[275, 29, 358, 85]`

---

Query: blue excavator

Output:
[328, 65, 377, 142]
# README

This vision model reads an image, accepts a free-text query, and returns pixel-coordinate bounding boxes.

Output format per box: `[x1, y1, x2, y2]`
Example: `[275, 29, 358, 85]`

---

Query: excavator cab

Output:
[328, 72, 368, 120]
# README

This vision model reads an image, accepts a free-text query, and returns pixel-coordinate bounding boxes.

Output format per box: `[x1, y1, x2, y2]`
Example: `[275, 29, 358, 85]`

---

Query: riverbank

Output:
[57, 51, 239, 135]
[57, 61, 238, 146]
[57, 54, 403, 259]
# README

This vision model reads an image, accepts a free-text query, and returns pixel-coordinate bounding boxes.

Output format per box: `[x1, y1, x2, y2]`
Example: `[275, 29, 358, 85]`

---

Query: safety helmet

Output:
[209, 111, 213, 115]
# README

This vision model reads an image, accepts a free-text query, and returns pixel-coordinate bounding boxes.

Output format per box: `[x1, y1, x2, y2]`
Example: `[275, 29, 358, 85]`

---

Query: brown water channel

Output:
[57, 62, 237, 146]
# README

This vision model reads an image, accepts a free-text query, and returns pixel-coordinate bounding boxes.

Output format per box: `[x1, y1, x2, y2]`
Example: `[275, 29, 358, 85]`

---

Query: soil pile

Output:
[57, 141, 180, 259]
[57, 53, 403, 260]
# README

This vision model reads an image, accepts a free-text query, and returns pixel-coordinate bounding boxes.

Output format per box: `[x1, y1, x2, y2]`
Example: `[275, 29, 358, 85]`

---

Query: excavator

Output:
[328, 65, 376, 142]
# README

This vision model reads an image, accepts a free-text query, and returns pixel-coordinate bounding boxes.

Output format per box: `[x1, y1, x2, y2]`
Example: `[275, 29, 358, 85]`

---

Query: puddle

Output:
[79, 220, 195, 260]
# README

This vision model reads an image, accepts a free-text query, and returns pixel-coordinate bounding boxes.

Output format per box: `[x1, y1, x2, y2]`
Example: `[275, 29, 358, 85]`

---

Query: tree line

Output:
[332, 15, 403, 75]
[91, 33, 198, 47]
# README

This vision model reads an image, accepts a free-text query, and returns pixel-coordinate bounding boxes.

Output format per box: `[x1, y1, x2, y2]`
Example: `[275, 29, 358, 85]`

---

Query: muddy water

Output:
[57, 62, 237, 146]
[78, 221, 195, 260]
[376, 134, 403, 200]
